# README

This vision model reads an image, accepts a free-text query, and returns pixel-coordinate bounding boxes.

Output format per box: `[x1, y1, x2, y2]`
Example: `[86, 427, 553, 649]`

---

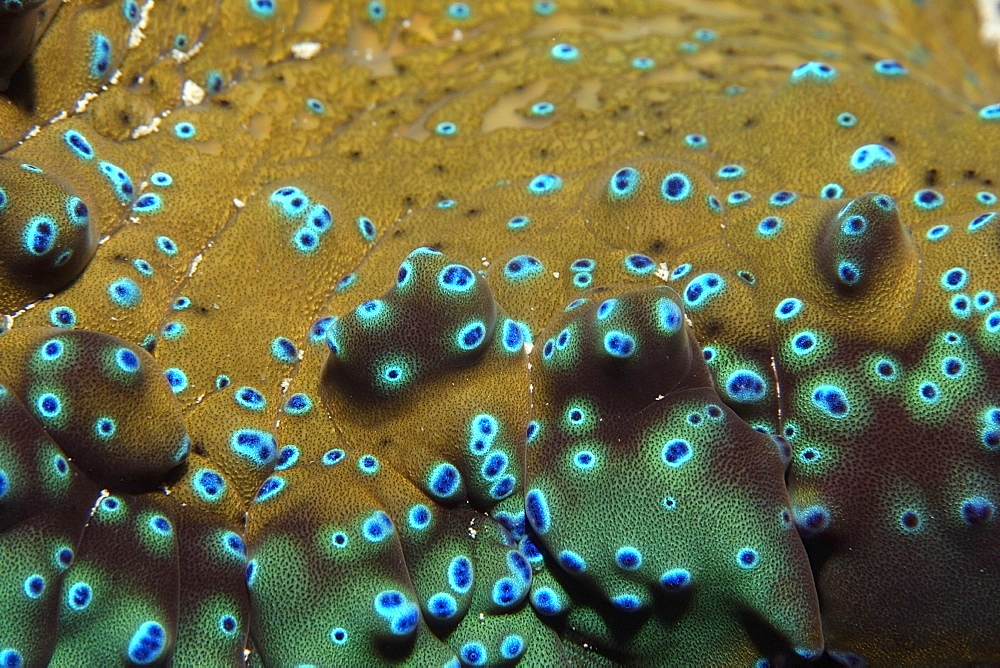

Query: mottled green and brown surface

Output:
[1, 0, 1000, 665]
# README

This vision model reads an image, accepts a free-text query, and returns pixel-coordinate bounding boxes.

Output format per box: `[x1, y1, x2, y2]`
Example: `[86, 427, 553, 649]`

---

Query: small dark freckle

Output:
[723, 47, 736, 55]
[392, 229, 406, 238]
[199, 306, 209, 314]
[882, 135, 897, 145]
[648, 239, 665, 254]
[924, 168, 938, 187]
[985, 178, 994, 186]
[639, 134, 652, 142]
[433, 164, 446, 173]
[396, 64, 407, 75]
[216, 99, 232, 108]
[704, 320, 724, 337]
[402, 195, 415, 206]
[743, 117, 756, 128]
[275, 74, 285, 82]
[194, 442, 206, 456]
[348, 150, 362, 160]
[538, 148, 550, 158]
[429, 241, 444, 252]
[466, 209, 480, 217]
[114, 253, 128, 262]
[595, 5, 610, 14]
[118, 111, 132, 125]
[698, 69, 716, 80]
[964, 169, 977, 179]
[386, 108, 398, 117]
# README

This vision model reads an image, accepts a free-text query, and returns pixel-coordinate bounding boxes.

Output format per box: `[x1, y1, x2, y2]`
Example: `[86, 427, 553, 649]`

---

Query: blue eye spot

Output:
[624, 253, 655, 275]
[127, 621, 167, 665]
[284, 393, 312, 415]
[912, 188, 944, 210]
[660, 172, 692, 201]
[775, 298, 803, 320]
[683, 272, 725, 308]
[192, 468, 226, 502]
[446, 2, 470, 19]
[790, 331, 817, 355]
[356, 216, 376, 242]
[434, 121, 457, 136]
[836, 111, 857, 127]
[790, 61, 837, 82]
[173, 122, 196, 139]
[67, 582, 92, 610]
[873, 59, 907, 76]
[455, 320, 487, 351]
[254, 475, 285, 502]
[716, 163, 745, 179]
[438, 264, 476, 292]
[940, 267, 968, 291]
[270, 336, 298, 363]
[507, 214, 531, 229]
[366, 0, 385, 21]
[960, 496, 995, 525]
[616, 546, 643, 570]
[926, 224, 949, 241]
[448, 555, 474, 593]
[850, 144, 896, 171]
[274, 445, 299, 471]
[736, 548, 760, 569]
[769, 190, 796, 207]
[550, 43, 579, 61]
[22, 574, 45, 599]
[631, 56, 655, 69]
[46, 305, 75, 328]
[358, 454, 380, 474]
[841, 214, 867, 236]
[684, 133, 707, 148]
[408, 504, 432, 530]
[234, 386, 266, 412]
[661, 439, 692, 467]
[529, 101, 554, 117]
[22, 215, 58, 256]
[63, 130, 94, 160]
[94, 416, 116, 439]
[757, 215, 783, 237]
[427, 462, 461, 499]
[820, 183, 844, 199]
[558, 549, 587, 573]
[247, 0, 276, 17]
[35, 392, 61, 419]
[89, 33, 112, 78]
[527, 173, 562, 195]
[525, 488, 551, 534]
[660, 568, 691, 589]
[305, 97, 325, 113]
[572, 450, 596, 470]
[899, 509, 923, 533]
[727, 190, 751, 205]
[811, 384, 850, 418]
[725, 370, 767, 403]
[837, 260, 861, 286]
[229, 429, 277, 466]
[608, 167, 641, 200]
[603, 330, 636, 358]
[504, 255, 544, 281]
[107, 277, 142, 308]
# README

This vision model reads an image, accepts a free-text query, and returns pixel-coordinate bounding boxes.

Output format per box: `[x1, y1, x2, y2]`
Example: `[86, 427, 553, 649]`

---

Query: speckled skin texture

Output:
[1, 1, 999, 665]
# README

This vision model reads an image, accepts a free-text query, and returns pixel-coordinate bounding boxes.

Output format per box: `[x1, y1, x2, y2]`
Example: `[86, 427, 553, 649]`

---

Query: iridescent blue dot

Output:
[550, 43, 579, 61]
